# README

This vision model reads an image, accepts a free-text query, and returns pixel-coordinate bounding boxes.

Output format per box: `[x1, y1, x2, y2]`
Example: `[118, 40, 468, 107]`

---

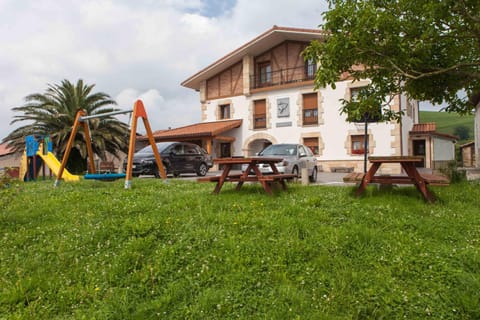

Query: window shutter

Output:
[254, 100, 267, 129]
[254, 100, 266, 114]
[303, 93, 317, 109]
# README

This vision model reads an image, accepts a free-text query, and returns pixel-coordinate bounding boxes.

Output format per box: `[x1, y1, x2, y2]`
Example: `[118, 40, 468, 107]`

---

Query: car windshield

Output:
[137, 142, 172, 154]
[259, 144, 297, 156]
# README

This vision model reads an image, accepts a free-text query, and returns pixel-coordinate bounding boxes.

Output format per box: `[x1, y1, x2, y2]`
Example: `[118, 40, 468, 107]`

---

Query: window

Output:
[305, 59, 316, 79]
[350, 87, 362, 101]
[219, 104, 231, 119]
[253, 99, 267, 129]
[302, 93, 318, 125]
[258, 62, 272, 86]
[172, 144, 184, 155]
[351, 135, 367, 155]
[298, 145, 308, 157]
[349, 86, 382, 122]
[303, 137, 319, 155]
[220, 143, 231, 158]
[185, 144, 199, 154]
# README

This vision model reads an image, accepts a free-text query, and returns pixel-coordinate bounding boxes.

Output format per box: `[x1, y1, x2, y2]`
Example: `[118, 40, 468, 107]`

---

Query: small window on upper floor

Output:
[349, 86, 382, 123]
[219, 104, 231, 120]
[253, 99, 267, 129]
[305, 59, 316, 79]
[350, 87, 362, 101]
[258, 62, 272, 86]
[302, 93, 318, 125]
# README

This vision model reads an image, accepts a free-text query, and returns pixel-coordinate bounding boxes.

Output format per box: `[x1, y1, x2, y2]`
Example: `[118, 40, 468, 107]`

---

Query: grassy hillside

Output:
[419, 111, 474, 144]
[1, 178, 480, 319]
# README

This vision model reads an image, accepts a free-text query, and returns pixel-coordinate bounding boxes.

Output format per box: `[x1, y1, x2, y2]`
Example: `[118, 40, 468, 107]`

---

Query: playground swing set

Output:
[19, 135, 72, 182]
[54, 99, 167, 189]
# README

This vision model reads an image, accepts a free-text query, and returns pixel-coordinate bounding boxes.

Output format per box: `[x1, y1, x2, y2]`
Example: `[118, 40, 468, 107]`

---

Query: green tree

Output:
[303, 0, 480, 165]
[453, 125, 471, 141]
[2, 79, 130, 173]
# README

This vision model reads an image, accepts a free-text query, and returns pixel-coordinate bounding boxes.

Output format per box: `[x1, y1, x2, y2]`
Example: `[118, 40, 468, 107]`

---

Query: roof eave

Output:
[140, 119, 243, 141]
[410, 131, 458, 141]
[181, 26, 326, 90]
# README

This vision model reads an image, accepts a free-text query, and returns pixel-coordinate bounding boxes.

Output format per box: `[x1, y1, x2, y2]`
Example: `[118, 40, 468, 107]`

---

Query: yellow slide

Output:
[19, 151, 27, 181]
[36, 151, 80, 182]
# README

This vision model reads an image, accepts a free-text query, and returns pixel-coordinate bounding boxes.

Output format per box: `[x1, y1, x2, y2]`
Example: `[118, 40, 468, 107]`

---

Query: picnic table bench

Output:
[197, 157, 296, 195]
[345, 156, 449, 202]
[343, 172, 450, 186]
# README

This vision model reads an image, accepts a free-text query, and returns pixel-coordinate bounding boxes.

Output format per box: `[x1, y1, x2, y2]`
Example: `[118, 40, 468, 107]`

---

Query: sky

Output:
[0, 0, 330, 140]
[0, 0, 437, 142]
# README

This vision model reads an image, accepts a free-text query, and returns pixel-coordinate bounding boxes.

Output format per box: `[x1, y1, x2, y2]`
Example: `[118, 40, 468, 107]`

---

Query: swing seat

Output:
[84, 173, 126, 181]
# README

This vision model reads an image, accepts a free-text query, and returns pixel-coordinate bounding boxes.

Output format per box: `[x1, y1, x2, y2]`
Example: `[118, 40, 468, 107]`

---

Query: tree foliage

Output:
[2, 79, 130, 171]
[303, 0, 480, 121]
[453, 125, 471, 141]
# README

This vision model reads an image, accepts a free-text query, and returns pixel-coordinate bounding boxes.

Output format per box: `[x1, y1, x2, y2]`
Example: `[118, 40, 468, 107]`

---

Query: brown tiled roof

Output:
[410, 122, 457, 141]
[141, 119, 242, 141]
[411, 123, 436, 133]
[0, 143, 15, 156]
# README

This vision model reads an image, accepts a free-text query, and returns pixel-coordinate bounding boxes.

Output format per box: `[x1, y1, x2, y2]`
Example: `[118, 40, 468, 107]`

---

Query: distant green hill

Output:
[419, 111, 474, 144]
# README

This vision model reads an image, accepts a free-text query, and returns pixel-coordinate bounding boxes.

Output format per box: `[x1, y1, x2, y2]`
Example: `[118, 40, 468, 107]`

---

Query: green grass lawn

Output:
[1, 178, 480, 319]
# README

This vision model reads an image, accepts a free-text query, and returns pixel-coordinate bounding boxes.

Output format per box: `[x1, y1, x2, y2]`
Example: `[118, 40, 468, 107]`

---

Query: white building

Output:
[153, 26, 420, 173]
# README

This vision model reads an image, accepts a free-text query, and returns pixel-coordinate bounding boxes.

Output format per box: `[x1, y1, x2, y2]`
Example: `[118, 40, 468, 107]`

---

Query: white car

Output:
[242, 143, 318, 182]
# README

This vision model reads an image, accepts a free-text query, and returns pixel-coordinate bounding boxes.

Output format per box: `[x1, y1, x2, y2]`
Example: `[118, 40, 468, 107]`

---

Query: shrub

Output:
[0, 169, 15, 188]
[439, 160, 466, 183]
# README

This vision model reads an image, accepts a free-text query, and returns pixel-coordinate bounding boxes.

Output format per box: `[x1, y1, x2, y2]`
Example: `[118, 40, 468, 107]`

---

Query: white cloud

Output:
[115, 88, 142, 108]
[115, 88, 199, 134]
[0, 0, 329, 142]
[116, 88, 165, 111]
[180, 13, 217, 34]
[163, 0, 204, 11]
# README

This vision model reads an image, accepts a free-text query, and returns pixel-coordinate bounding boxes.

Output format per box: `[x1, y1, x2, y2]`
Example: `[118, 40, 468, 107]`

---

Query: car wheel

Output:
[197, 163, 208, 176]
[309, 166, 318, 183]
[292, 166, 299, 177]
[291, 166, 299, 182]
[153, 167, 160, 178]
[162, 162, 171, 177]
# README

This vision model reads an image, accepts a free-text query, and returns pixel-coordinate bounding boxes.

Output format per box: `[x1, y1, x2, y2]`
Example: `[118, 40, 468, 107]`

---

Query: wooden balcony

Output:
[250, 65, 316, 90]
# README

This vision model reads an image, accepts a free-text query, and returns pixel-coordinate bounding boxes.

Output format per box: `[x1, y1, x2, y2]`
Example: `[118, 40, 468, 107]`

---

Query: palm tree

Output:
[2, 79, 130, 173]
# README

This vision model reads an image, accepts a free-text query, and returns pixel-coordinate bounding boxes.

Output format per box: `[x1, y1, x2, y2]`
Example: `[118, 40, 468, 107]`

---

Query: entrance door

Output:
[412, 140, 426, 167]
[220, 143, 231, 158]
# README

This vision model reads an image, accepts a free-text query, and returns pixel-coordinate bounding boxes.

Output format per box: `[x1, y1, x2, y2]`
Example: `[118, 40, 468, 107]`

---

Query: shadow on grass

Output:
[344, 184, 442, 204]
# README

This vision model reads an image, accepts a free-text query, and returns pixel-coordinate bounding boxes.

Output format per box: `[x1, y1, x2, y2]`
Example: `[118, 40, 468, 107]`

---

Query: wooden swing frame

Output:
[54, 99, 167, 188]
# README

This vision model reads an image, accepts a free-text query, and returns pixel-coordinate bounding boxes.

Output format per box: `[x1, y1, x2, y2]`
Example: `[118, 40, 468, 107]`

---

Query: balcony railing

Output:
[254, 114, 267, 129]
[250, 65, 316, 90]
[303, 108, 318, 125]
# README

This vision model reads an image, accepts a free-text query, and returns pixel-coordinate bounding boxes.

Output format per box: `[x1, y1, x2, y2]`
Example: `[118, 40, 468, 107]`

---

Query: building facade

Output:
[0, 143, 22, 178]
[409, 123, 457, 169]
[178, 26, 420, 173]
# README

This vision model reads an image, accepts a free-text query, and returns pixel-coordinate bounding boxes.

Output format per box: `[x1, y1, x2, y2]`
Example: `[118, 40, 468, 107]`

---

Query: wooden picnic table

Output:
[352, 156, 449, 203]
[197, 157, 296, 195]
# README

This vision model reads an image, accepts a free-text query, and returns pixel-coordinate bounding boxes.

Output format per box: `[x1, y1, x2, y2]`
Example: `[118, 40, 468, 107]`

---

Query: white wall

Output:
[433, 137, 455, 161]
[399, 95, 417, 155]
[206, 81, 413, 160]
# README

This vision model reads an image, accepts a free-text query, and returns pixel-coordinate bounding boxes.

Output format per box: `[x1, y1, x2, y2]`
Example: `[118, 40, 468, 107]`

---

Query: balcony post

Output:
[243, 55, 253, 96]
